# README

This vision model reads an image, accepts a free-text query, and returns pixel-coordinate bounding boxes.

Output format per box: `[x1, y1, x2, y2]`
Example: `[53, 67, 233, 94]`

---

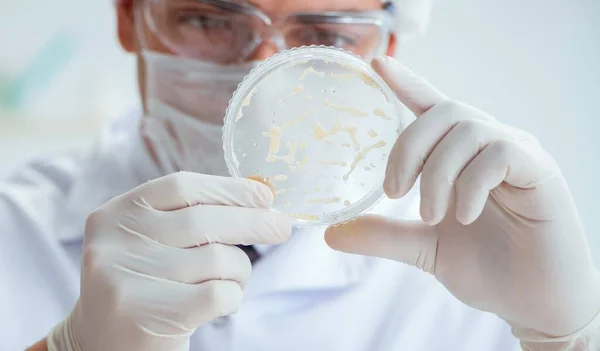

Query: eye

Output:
[298, 29, 357, 48]
[324, 33, 356, 48]
[178, 12, 233, 31]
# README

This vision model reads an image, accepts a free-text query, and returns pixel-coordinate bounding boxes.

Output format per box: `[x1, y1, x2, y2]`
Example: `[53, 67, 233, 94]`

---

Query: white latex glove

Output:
[325, 56, 600, 350]
[47, 172, 291, 351]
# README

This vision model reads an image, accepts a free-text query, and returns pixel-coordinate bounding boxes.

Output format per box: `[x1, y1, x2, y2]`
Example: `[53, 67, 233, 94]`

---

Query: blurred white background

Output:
[0, 0, 138, 172]
[398, 0, 600, 267]
[1, 0, 599, 265]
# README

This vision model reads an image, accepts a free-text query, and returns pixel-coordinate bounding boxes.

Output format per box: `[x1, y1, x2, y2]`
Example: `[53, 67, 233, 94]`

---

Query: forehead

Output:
[238, 0, 384, 14]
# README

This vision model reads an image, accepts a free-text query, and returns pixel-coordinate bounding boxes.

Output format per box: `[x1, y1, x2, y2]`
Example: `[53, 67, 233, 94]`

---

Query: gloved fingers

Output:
[454, 141, 511, 225]
[383, 100, 492, 199]
[104, 279, 244, 335]
[124, 172, 274, 212]
[371, 56, 447, 117]
[420, 119, 511, 225]
[454, 139, 556, 224]
[172, 280, 244, 329]
[122, 205, 292, 248]
[123, 243, 252, 287]
[82, 260, 244, 334]
[325, 215, 438, 274]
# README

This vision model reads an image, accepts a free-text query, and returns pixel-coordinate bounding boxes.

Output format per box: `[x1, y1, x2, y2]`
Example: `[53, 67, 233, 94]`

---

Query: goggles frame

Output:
[140, 0, 396, 62]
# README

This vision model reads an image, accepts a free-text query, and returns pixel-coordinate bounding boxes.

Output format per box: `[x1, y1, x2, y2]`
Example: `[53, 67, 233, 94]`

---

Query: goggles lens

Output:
[283, 21, 385, 59]
[141, 0, 390, 63]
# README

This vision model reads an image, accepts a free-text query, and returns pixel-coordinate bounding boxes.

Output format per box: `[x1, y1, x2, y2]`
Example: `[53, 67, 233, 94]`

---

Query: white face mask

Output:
[140, 49, 260, 176]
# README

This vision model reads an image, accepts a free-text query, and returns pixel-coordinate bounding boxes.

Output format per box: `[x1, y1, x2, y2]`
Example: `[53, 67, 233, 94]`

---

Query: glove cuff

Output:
[517, 307, 600, 351]
[47, 301, 84, 351]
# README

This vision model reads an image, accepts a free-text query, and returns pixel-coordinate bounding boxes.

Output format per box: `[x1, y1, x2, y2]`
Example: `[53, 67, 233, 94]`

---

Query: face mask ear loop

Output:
[167, 116, 199, 172]
[141, 117, 180, 175]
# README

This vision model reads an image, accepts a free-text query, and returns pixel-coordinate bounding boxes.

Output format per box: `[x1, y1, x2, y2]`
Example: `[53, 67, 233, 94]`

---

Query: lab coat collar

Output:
[244, 227, 378, 299]
[244, 192, 421, 298]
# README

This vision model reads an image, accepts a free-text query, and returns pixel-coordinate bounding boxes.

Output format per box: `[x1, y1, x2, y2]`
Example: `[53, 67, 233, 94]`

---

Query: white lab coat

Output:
[0, 112, 521, 351]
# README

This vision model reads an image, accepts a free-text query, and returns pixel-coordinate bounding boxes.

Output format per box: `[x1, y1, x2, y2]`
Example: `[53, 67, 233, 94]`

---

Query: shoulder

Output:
[0, 111, 149, 349]
[0, 109, 147, 242]
[0, 150, 90, 350]
[2, 148, 87, 195]
[0, 149, 89, 240]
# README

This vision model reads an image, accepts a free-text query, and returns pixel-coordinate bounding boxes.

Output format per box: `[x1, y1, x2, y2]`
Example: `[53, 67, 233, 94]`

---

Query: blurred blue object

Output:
[0, 30, 78, 113]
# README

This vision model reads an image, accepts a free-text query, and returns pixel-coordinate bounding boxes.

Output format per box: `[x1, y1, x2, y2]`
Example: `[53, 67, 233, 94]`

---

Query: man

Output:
[2, 0, 599, 350]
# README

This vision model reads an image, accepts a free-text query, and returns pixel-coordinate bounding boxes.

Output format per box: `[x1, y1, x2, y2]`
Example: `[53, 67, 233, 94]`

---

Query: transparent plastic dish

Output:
[223, 46, 408, 227]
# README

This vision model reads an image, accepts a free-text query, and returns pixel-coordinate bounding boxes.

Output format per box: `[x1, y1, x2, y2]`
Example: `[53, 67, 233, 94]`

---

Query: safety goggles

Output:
[138, 0, 395, 64]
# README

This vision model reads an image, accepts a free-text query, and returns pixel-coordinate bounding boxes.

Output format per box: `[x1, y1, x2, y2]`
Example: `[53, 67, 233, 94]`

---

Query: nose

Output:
[246, 37, 284, 61]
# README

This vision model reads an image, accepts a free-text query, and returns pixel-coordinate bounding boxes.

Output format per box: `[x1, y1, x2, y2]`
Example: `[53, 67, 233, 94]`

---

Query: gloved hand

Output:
[325, 56, 600, 350]
[47, 172, 292, 351]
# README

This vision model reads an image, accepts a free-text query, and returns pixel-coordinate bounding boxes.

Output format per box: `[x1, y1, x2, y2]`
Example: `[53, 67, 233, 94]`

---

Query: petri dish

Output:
[223, 46, 410, 227]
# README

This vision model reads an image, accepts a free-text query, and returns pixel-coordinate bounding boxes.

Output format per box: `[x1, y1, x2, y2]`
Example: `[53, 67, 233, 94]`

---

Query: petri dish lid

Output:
[223, 46, 410, 227]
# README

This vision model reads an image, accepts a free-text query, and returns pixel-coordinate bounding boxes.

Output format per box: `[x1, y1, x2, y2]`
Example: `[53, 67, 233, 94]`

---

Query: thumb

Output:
[325, 215, 439, 274]
[372, 56, 447, 117]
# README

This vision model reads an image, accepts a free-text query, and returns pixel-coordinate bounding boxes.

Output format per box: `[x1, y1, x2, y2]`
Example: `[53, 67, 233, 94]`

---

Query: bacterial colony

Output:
[234, 61, 397, 222]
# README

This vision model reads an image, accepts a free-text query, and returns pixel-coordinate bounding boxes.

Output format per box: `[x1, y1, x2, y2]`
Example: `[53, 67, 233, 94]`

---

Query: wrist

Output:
[516, 308, 600, 351]
[26, 339, 48, 351]
[47, 301, 84, 351]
